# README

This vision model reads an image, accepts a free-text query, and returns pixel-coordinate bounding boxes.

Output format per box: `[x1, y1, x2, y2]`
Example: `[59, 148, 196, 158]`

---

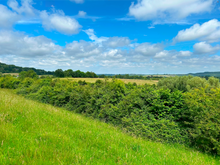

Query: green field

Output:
[0, 89, 219, 164]
[60, 78, 158, 85]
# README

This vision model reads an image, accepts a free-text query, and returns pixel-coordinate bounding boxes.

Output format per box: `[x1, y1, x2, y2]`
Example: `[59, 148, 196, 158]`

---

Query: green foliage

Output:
[0, 75, 220, 155]
[54, 69, 65, 77]
[0, 62, 54, 75]
[158, 76, 220, 92]
[55, 69, 98, 78]
[1, 89, 218, 164]
[19, 70, 38, 80]
[78, 80, 87, 85]
[183, 87, 220, 154]
[0, 75, 20, 89]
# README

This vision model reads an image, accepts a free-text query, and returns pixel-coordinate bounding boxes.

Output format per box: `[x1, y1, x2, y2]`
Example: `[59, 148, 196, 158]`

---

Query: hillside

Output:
[188, 72, 220, 77]
[0, 62, 54, 75]
[0, 89, 219, 164]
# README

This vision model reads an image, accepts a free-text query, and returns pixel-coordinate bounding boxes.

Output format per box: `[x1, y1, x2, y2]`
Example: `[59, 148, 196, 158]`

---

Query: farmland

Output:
[60, 77, 158, 85]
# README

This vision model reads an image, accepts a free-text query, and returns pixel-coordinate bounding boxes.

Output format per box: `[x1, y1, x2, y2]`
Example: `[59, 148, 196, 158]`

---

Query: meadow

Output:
[0, 89, 219, 164]
[60, 77, 158, 85]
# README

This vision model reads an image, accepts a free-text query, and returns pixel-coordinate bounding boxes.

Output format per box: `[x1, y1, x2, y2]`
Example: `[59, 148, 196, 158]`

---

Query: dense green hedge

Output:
[158, 76, 220, 92]
[0, 75, 219, 155]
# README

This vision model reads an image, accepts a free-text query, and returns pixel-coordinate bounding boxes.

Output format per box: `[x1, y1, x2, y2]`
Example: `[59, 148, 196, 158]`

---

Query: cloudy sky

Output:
[0, 0, 220, 74]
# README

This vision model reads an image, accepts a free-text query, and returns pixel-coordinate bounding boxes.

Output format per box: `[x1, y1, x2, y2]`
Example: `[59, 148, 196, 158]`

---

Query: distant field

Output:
[144, 74, 175, 77]
[2, 73, 19, 76]
[60, 78, 158, 85]
[0, 89, 219, 164]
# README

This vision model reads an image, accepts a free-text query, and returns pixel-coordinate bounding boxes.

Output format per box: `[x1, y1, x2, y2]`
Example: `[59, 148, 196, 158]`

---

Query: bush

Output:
[183, 87, 220, 154]
[158, 76, 219, 92]
[0, 76, 20, 89]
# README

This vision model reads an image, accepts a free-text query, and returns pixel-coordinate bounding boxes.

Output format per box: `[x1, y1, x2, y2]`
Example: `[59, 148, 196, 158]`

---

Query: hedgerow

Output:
[0, 75, 219, 155]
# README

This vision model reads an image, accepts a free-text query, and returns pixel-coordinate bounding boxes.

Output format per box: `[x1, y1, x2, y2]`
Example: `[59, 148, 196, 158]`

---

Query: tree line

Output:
[0, 62, 54, 75]
[55, 69, 98, 78]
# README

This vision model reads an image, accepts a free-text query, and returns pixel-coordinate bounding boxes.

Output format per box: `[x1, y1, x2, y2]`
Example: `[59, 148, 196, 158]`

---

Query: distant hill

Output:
[187, 72, 220, 77]
[0, 62, 54, 75]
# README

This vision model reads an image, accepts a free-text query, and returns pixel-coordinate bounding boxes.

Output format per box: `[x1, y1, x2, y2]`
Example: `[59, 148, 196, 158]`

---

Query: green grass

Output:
[0, 89, 219, 165]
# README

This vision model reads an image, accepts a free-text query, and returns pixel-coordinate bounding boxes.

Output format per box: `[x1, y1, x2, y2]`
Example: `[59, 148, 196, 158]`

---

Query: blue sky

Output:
[0, 0, 220, 74]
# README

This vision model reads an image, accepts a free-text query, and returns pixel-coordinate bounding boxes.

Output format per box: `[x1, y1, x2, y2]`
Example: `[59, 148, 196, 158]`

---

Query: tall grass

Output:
[0, 89, 219, 164]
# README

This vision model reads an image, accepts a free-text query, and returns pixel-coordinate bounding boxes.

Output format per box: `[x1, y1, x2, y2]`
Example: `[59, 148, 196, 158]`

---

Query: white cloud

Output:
[0, 1, 82, 35]
[70, 0, 84, 4]
[65, 40, 101, 58]
[179, 51, 192, 57]
[84, 29, 131, 48]
[174, 19, 220, 43]
[0, 30, 61, 57]
[193, 42, 220, 54]
[7, 0, 36, 16]
[40, 10, 82, 35]
[102, 37, 131, 48]
[83, 29, 108, 44]
[0, 4, 20, 28]
[129, 0, 214, 21]
[154, 50, 192, 60]
[1, 25, 220, 74]
[78, 11, 87, 17]
[155, 50, 169, 58]
[135, 43, 164, 56]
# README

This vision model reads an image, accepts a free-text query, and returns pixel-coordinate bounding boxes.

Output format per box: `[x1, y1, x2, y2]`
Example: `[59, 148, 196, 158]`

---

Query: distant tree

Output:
[85, 71, 98, 78]
[73, 70, 85, 77]
[64, 69, 74, 77]
[19, 71, 27, 79]
[0, 62, 54, 75]
[26, 70, 38, 79]
[19, 70, 38, 79]
[55, 69, 65, 77]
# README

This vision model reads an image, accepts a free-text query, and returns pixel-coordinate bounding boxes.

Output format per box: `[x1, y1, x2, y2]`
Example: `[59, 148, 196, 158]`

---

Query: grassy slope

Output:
[60, 78, 158, 85]
[0, 89, 219, 165]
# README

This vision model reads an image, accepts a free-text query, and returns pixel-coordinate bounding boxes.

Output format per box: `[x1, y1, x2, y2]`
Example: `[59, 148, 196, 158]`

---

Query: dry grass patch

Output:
[60, 78, 158, 85]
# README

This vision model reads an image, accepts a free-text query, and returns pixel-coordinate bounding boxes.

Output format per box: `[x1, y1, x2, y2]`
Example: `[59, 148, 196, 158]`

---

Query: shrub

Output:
[183, 87, 220, 154]
[158, 76, 220, 92]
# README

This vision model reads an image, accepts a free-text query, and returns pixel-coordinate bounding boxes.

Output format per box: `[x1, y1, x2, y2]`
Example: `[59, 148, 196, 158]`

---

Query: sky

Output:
[0, 0, 220, 74]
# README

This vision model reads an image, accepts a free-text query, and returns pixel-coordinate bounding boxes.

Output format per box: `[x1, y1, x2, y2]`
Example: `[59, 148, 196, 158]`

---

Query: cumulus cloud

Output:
[40, 10, 82, 35]
[70, 0, 84, 4]
[135, 43, 164, 56]
[155, 50, 169, 58]
[0, 0, 38, 28]
[174, 19, 220, 43]
[1, 26, 218, 74]
[7, 0, 36, 16]
[65, 40, 101, 58]
[193, 42, 220, 54]
[0, 0, 82, 35]
[179, 51, 192, 57]
[154, 50, 192, 60]
[102, 37, 131, 48]
[129, 0, 214, 21]
[0, 4, 20, 28]
[0, 30, 61, 57]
